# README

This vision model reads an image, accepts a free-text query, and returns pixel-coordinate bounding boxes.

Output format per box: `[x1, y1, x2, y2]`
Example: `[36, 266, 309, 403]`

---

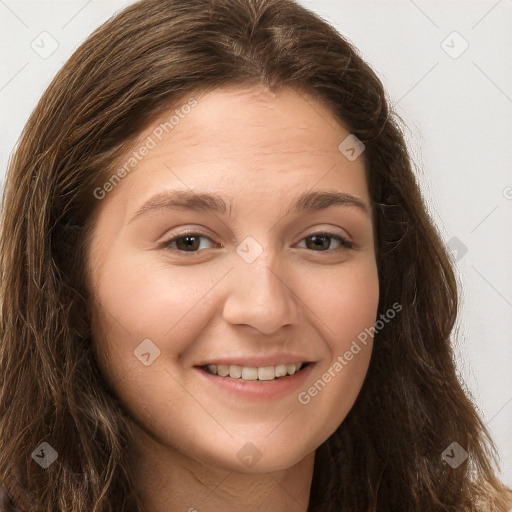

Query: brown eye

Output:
[161, 231, 353, 254]
[163, 232, 218, 252]
[299, 232, 353, 252]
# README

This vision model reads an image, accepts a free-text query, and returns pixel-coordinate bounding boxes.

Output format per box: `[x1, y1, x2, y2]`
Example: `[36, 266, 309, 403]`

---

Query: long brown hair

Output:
[1, 0, 510, 510]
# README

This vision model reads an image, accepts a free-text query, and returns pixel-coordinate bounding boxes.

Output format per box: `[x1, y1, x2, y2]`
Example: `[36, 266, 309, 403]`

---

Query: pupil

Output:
[307, 235, 329, 251]
[175, 235, 331, 252]
[177, 236, 199, 251]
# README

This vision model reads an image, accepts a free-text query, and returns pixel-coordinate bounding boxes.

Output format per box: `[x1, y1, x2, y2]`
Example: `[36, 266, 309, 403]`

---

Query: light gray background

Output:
[1, 0, 511, 487]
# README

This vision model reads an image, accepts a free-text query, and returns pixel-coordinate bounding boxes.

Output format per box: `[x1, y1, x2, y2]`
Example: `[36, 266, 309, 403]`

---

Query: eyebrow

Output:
[129, 188, 370, 223]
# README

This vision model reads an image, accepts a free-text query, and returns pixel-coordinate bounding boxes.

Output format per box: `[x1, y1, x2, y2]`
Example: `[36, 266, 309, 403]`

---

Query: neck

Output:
[129, 424, 316, 512]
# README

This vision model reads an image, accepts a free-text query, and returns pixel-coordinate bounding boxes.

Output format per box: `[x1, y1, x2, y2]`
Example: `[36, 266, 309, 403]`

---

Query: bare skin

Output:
[87, 83, 379, 511]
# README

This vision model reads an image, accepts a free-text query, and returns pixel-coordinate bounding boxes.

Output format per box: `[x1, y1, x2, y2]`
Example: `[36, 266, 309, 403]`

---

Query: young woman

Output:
[0, 0, 510, 510]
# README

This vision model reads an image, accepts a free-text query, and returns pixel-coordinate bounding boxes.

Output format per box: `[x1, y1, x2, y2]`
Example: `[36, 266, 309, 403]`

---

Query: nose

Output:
[221, 249, 299, 335]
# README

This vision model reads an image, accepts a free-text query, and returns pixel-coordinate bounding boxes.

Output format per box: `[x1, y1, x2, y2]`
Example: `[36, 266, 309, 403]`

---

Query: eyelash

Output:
[161, 230, 354, 253]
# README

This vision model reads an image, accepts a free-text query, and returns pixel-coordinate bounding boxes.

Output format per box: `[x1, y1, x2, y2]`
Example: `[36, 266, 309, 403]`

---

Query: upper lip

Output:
[195, 354, 314, 367]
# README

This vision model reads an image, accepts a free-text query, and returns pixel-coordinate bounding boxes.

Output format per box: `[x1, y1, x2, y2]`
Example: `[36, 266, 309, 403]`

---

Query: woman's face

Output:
[87, 84, 379, 473]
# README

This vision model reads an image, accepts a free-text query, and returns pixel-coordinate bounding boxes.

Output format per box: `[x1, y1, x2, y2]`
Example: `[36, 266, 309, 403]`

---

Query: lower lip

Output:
[195, 364, 314, 400]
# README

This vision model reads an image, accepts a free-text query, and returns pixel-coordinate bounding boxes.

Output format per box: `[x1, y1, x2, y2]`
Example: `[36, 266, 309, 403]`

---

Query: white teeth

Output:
[286, 363, 296, 375]
[203, 362, 306, 381]
[241, 367, 258, 380]
[217, 364, 230, 377]
[275, 364, 287, 377]
[258, 366, 275, 381]
[229, 365, 242, 378]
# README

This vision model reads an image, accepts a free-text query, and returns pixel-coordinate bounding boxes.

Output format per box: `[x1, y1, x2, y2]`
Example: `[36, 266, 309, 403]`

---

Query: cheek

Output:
[302, 254, 380, 353]
[88, 250, 237, 424]
[88, 252, 216, 429]
[293, 257, 379, 432]
[90, 248, 219, 343]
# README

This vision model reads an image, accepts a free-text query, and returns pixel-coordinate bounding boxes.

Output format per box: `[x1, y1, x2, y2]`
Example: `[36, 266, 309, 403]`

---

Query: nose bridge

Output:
[222, 242, 299, 334]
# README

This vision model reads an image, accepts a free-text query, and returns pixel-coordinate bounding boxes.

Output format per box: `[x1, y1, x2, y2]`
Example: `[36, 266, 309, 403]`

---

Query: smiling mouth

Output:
[201, 362, 309, 381]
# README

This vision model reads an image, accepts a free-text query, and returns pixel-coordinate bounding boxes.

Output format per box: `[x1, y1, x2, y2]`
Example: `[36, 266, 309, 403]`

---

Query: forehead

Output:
[124, 83, 367, 186]
[164, 84, 351, 158]
[95, 83, 371, 226]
